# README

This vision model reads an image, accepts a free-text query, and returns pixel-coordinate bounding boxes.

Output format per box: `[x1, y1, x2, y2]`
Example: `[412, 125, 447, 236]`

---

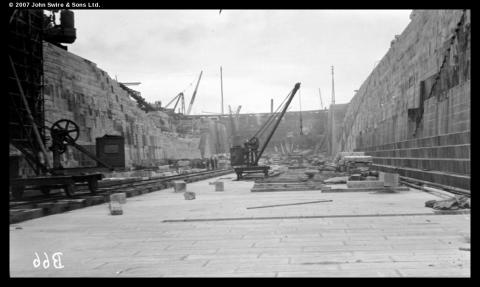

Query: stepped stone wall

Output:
[43, 42, 201, 168]
[339, 10, 470, 190]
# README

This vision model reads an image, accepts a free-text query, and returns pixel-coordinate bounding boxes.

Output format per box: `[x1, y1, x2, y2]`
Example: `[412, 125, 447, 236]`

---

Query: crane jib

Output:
[254, 83, 301, 165]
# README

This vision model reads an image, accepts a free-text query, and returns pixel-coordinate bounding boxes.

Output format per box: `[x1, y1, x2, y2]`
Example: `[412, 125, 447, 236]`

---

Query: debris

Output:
[338, 155, 373, 173]
[348, 174, 363, 181]
[323, 176, 348, 184]
[425, 195, 470, 210]
[459, 247, 470, 251]
[321, 165, 337, 171]
[304, 169, 319, 179]
[184, 191, 196, 200]
[247, 199, 332, 209]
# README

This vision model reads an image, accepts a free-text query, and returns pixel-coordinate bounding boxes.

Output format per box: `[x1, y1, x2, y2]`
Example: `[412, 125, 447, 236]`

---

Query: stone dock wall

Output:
[43, 42, 202, 168]
[339, 10, 470, 189]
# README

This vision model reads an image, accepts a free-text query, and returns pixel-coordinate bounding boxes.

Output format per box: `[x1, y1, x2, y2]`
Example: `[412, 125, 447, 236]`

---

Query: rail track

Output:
[10, 169, 234, 224]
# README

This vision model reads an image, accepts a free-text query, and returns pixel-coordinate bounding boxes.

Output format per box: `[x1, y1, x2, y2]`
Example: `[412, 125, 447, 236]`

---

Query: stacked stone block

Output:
[43, 42, 201, 168]
[338, 10, 470, 190]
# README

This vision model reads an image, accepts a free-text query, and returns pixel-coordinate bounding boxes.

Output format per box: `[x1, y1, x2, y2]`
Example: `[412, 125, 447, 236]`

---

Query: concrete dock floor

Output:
[10, 174, 470, 277]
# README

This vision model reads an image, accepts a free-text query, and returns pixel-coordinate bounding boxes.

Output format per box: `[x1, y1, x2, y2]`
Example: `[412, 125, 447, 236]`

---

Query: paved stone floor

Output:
[10, 174, 470, 277]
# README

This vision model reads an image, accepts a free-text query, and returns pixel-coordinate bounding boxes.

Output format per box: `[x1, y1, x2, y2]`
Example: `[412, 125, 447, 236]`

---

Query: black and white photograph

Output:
[8, 4, 471, 278]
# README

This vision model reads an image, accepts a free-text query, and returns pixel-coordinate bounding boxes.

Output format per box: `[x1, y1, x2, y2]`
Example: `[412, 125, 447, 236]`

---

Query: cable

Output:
[252, 89, 292, 139]
[299, 88, 303, 135]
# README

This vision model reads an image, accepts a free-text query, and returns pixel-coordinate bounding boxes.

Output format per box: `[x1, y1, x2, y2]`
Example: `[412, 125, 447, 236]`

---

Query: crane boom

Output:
[165, 93, 182, 108]
[172, 92, 184, 113]
[319, 88, 323, 109]
[254, 82, 301, 165]
[186, 71, 203, 115]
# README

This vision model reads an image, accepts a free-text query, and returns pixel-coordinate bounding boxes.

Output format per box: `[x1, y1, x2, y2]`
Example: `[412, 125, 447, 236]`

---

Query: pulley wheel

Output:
[249, 137, 259, 149]
[51, 119, 80, 145]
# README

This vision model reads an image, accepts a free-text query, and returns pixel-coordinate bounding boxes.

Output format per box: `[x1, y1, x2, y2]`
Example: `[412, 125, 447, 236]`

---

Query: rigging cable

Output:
[299, 87, 303, 135]
[252, 89, 292, 139]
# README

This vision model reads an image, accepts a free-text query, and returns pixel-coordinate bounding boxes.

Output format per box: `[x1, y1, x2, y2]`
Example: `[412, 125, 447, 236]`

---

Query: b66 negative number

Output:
[33, 252, 64, 269]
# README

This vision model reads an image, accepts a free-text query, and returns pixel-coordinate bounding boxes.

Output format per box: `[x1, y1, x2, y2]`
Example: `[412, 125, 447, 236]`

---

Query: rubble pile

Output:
[425, 195, 471, 210]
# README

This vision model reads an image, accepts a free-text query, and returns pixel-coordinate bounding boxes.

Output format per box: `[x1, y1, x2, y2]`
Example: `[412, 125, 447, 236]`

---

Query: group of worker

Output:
[204, 156, 218, 170]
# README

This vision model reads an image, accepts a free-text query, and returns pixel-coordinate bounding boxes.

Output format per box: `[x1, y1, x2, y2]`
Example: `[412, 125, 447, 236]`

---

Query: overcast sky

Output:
[68, 9, 412, 115]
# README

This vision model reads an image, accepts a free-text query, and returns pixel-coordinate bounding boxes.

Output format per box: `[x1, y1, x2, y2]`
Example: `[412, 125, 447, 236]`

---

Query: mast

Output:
[220, 66, 224, 115]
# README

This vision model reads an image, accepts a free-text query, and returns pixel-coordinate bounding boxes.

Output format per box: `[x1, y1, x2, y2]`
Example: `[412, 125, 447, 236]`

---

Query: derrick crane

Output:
[165, 92, 185, 114]
[230, 83, 301, 180]
[186, 71, 203, 115]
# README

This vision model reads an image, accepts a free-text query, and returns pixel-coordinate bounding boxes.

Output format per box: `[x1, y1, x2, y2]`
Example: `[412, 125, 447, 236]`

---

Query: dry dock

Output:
[10, 174, 470, 277]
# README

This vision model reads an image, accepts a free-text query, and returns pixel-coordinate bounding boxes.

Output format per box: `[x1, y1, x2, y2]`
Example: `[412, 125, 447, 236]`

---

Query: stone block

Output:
[343, 156, 373, 163]
[109, 201, 123, 215]
[184, 191, 196, 200]
[109, 192, 126, 204]
[346, 180, 384, 189]
[379, 172, 399, 187]
[324, 176, 348, 184]
[173, 181, 186, 193]
[214, 181, 224, 192]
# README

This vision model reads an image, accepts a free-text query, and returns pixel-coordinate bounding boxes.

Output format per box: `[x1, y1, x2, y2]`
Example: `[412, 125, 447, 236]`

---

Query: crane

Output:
[186, 71, 203, 115]
[228, 105, 242, 146]
[230, 83, 301, 180]
[319, 88, 324, 110]
[236, 105, 242, 116]
[164, 92, 185, 114]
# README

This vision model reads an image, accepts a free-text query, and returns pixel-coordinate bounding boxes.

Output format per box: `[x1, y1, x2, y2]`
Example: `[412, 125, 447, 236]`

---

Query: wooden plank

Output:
[247, 200, 333, 209]
[323, 187, 410, 193]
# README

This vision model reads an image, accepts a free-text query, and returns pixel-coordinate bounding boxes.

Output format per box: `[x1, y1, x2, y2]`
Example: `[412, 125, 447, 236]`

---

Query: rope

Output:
[252, 89, 292, 139]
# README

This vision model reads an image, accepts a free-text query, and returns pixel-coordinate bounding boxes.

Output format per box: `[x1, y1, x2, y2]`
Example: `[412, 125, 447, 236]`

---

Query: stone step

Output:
[372, 157, 470, 175]
[365, 144, 470, 159]
[372, 164, 470, 190]
[359, 131, 470, 152]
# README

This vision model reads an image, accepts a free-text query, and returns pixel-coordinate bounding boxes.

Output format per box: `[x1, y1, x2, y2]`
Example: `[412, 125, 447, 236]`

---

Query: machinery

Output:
[164, 70, 202, 115]
[10, 118, 113, 200]
[8, 10, 107, 200]
[164, 92, 186, 114]
[43, 9, 77, 45]
[230, 83, 301, 179]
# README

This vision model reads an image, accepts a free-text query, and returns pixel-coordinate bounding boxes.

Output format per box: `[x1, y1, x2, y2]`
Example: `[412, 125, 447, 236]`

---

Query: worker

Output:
[210, 157, 215, 170]
[214, 157, 218, 169]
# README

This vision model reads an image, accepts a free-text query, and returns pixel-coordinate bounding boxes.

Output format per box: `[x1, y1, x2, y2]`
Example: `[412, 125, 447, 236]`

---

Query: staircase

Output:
[356, 131, 470, 190]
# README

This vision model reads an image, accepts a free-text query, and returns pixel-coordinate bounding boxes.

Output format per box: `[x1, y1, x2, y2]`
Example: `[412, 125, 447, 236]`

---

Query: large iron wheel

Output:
[248, 137, 259, 149]
[51, 119, 80, 145]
